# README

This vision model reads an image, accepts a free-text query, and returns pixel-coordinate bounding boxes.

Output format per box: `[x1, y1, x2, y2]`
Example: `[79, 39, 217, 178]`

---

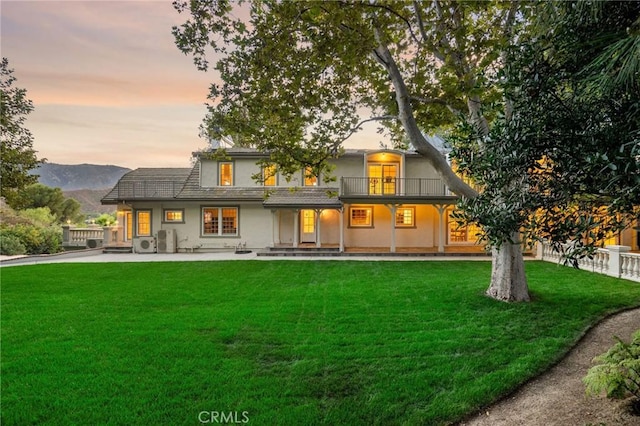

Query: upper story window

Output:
[263, 165, 277, 186]
[219, 162, 233, 186]
[304, 166, 317, 186]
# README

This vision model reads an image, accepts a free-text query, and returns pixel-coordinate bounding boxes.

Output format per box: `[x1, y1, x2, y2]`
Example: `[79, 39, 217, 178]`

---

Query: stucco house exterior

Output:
[101, 147, 490, 255]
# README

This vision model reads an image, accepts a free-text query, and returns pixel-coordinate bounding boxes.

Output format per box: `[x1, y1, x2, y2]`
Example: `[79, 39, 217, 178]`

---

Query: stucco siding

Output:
[405, 156, 441, 179]
[200, 160, 217, 187]
[330, 156, 364, 180]
[343, 204, 437, 249]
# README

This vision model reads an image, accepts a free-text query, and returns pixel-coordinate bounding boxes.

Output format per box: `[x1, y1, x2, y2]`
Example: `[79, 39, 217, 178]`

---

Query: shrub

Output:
[8, 224, 62, 255]
[0, 230, 27, 255]
[94, 213, 117, 226]
[584, 330, 640, 414]
[18, 207, 56, 227]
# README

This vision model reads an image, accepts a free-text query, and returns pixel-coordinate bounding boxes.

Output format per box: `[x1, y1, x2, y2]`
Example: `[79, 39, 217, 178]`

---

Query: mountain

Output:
[32, 163, 131, 191]
[63, 188, 116, 215]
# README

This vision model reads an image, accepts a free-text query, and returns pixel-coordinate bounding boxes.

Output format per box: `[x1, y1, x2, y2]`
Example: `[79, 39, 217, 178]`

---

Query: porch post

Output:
[339, 207, 344, 252]
[270, 209, 279, 248]
[387, 204, 397, 253]
[435, 205, 446, 253]
[293, 209, 299, 248]
[315, 209, 322, 248]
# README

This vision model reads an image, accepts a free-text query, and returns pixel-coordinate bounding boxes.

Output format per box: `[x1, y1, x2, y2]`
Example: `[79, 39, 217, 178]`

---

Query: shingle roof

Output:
[102, 162, 344, 209]
[262, 187, 342, 208]
[101, 168, 191, 203]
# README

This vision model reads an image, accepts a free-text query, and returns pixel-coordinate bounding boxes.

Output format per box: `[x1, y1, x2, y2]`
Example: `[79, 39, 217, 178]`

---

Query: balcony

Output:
[340, 177, 453, 199]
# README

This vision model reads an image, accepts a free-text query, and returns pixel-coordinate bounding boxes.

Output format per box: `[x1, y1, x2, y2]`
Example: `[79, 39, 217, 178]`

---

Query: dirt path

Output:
[460, 307, 640, 426]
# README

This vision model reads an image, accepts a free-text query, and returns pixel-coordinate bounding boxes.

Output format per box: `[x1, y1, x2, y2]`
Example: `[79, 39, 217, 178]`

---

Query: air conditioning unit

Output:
[133, 237, 156, 253]
[86, 238, 103, 249]
[157, 229, 177, 253]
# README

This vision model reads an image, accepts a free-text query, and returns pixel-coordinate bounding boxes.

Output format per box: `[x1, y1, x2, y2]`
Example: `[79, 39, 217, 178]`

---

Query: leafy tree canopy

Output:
[174, 0, 520, 193]
[451, 0, 640, 261]
[16, 184, 83, 224]
[0, 58, 42, 207]
[174, 0, 639, 300]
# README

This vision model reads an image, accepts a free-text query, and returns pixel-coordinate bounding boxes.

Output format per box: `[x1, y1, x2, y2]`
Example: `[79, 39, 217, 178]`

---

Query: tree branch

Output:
[334, 115, 398, 148]
[360, 2, 421, 44]
[413, 0, 428, 42]
[372, 27, 478, 199]
[410, 96, 462, 115]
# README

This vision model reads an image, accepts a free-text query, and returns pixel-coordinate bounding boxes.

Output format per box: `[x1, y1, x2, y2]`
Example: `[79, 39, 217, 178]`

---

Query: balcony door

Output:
[368, 164, 398, 195]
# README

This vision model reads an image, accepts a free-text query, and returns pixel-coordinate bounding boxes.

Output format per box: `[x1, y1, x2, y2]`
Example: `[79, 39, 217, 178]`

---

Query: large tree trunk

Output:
[487, 233, 530, 302]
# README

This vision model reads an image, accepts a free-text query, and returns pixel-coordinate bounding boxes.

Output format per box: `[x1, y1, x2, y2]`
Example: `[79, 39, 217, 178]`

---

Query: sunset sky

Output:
[1, 0, 381, 170]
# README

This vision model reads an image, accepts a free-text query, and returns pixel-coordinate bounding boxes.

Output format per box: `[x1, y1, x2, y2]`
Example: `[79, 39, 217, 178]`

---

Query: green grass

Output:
[1, 260, 639, 425]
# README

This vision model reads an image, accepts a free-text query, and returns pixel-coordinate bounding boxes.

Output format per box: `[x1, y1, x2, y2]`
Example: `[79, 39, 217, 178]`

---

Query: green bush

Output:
[584, 330, 640, 413]
[6, 224, 62, 255]
[18, 207, 56, 227]
[94, 213, 117, 226]
[0, 230, 27, 255]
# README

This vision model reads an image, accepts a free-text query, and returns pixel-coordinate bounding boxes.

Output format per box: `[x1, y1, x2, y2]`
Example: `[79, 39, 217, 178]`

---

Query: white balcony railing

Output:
[538, 242, 640, 282]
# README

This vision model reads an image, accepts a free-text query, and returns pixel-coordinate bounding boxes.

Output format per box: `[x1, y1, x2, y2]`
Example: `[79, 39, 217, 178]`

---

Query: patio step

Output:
[258, 249, 495, 257]
[102, 246, 133, 254]
[257, 249, 343, 257]
[258, 245, 341, 257]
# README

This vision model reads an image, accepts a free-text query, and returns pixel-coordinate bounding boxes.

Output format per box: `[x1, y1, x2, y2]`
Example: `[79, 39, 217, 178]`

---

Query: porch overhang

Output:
[262, 188, 342, 210]
[338, 195, 459, 205]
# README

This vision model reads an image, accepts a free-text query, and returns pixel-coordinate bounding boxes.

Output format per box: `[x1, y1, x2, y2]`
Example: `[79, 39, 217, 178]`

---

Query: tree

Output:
[0, 58, 42, 207]
[174, 0, 531, 301]
[17, 183, 83, 224]
[173, 1, 638, 301]
[450, 1, 639, 273]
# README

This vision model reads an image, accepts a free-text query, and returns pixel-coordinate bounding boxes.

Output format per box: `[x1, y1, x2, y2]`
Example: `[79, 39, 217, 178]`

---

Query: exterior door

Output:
[368, 164, 398, 195]
[300, 210, 316, 243]
[125, 211, 133, 241]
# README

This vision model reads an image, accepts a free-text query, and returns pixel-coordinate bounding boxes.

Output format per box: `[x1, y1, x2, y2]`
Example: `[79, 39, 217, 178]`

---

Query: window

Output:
[136, 210, 151, 236]
[219, 162, 233, 186]
[368, 163, 397, 195]
[395, 206, 415, 227]
[163, 209, 184, 223]
[304, 166, 317, 186]
[203, 207, 238, 236]
[263, 165, 277, 186]
[349, 206, 373, 227]
[448, 210, 480, 243]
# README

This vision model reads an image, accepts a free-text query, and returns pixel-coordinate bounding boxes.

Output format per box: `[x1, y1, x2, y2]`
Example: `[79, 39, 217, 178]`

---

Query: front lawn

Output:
[1, 260, 639, 425]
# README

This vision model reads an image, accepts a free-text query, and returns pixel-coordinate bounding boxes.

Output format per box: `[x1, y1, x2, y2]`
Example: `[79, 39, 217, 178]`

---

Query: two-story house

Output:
[101, 147, 488, 255]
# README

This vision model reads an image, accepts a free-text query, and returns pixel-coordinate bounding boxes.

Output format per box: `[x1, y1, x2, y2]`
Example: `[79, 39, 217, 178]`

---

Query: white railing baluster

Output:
[538, 242, 638, 283]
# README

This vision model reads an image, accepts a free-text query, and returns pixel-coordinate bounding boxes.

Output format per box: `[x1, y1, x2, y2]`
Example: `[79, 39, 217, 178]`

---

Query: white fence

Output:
[537, 243, 640, 282]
